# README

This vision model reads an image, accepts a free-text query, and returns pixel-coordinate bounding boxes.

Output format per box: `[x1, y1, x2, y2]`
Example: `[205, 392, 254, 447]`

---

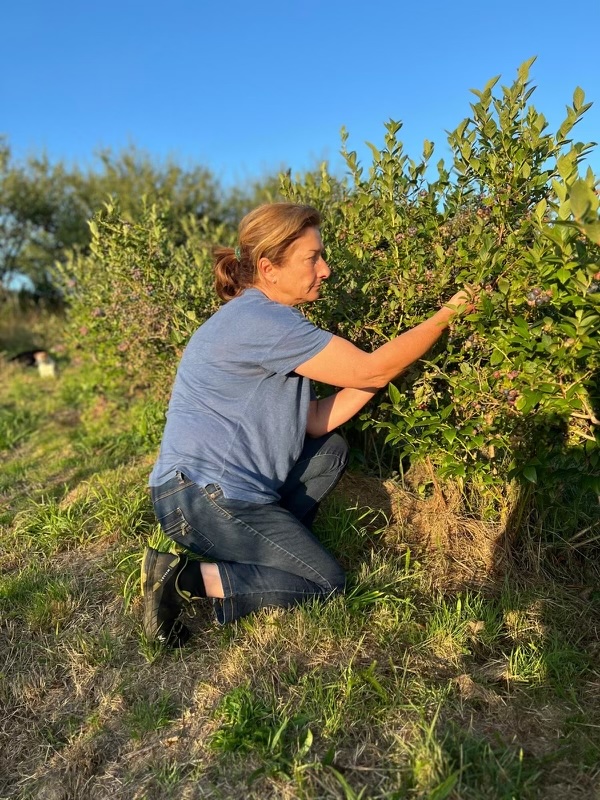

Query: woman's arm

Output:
[306, 387, 378, 437]
[296, 290, 471, 389]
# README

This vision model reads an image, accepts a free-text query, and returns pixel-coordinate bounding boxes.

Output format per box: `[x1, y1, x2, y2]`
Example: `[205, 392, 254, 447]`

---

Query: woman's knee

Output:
[325, 561, 346, 594]
[322, 431, 349, 465]
[311, 432, 349, 480]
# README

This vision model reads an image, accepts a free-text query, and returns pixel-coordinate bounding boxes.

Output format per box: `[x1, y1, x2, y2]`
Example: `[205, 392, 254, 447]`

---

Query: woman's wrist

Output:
[438, 289, 474, 325]
[433, 305, 455, 327]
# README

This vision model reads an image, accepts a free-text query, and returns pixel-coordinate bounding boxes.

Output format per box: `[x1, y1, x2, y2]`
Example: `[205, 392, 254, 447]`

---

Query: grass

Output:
[2, 355, 600, 799]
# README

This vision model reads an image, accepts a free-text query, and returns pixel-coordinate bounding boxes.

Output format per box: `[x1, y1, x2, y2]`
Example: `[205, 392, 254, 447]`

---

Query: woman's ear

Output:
[257, 257, 277, 284]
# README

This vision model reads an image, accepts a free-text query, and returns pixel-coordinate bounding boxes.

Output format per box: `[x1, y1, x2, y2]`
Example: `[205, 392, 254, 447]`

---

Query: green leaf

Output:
[483, 74, 501, 94]
[515, 392, 542, 414]
[268, 718, 288, 750]
[429, 772, 459, 800]
[569, 179, 592, 220]
[365, 141, 381, 163]
[556, 268, 571, 284]
[534, 198, 547, 222]
[513, 317, 529, 337]
[573, 86, 585, 110]
[443, 428, 457, 444]
[517, 56, 537, 84]
[490, 349, 504, 366]
[297, 728, 313, 758]
[328, 767, 362, 799]
[388, 383, 401, 405]
[497, 277, 510, 295]
[581, 221, 600, 245]
[522, 465, 538, 483]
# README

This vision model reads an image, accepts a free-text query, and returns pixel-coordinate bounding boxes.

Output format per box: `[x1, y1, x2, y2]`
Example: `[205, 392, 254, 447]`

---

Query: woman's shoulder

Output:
[195, 289, 320, 346]
[231, 289, 304, 324]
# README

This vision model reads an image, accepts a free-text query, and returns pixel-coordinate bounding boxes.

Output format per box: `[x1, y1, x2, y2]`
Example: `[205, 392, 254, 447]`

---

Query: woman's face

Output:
[262, 226, 331, 306]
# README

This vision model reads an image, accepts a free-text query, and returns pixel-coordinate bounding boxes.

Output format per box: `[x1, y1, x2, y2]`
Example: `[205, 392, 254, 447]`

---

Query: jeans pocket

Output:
[157, 507, 214, 557]
[203, 483, 224, 501]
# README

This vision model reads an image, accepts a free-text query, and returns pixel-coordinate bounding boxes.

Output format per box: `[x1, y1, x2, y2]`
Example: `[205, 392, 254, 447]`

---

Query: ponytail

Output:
[213, 247, 254, 301]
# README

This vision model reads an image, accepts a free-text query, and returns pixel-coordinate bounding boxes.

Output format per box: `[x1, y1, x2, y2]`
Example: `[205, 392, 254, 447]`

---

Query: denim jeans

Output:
[150, 432, 348, 624]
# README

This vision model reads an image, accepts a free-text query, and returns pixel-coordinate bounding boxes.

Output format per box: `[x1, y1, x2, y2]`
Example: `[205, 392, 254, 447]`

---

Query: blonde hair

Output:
[214, 203, 321, 301]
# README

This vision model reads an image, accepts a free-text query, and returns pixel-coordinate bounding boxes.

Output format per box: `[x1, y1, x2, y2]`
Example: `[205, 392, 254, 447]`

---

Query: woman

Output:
[142, 203, 471, 646]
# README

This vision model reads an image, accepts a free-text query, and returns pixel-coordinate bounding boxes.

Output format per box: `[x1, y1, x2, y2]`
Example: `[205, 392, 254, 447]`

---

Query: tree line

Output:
[0, 137, 283, 300]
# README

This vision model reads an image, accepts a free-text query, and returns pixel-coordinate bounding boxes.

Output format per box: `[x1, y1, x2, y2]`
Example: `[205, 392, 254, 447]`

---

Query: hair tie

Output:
[234, 246, 241, 261]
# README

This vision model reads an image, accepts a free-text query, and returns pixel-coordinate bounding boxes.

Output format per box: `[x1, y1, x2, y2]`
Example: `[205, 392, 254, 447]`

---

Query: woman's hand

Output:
[442, 286, 476, 318]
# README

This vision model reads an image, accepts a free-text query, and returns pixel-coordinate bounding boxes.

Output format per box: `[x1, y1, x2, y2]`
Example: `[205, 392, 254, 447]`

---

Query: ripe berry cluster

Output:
[501, 388, 519, 405]
[525, 287, 552, 307]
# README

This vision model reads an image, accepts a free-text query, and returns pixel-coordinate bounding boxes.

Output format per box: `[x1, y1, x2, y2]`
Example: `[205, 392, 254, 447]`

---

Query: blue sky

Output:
[2, 0, 599, 187]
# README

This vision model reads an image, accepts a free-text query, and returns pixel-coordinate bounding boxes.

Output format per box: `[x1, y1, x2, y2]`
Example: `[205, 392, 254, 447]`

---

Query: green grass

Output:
[0, 566, 81, 631]
[124, 690, 180, 740]
[0, 405, 39, 450]
[2, 356, 600, 799]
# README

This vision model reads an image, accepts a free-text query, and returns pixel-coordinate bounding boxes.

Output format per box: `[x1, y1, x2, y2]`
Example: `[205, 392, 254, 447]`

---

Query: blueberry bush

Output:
[56, 201, 227, 400]
[284, 60, 600, 510]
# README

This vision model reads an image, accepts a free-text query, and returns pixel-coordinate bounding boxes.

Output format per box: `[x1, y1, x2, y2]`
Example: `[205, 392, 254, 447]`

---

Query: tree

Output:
[0, 138, 89, 298]
[0, 140, 237, 299]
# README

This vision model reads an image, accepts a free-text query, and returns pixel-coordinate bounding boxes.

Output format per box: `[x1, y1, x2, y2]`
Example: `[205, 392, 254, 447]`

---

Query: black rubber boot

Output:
[141, 547, 200, 647]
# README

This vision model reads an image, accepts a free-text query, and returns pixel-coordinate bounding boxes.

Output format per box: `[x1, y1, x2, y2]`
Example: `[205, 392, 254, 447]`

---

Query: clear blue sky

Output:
[2, 0, 599, 187]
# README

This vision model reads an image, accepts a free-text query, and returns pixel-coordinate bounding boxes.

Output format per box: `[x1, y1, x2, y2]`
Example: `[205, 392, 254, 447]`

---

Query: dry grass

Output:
[337, 467, 513, 589]
[2, 362, 600, 799]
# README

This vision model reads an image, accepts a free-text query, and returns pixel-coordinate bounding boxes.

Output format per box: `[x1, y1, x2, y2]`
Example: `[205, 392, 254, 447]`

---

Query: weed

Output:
[11, 494, 94, 555]
[149, 759, 189, 795]
[124, 690, 179, 740]
[210, 683, 282, 754]
[445, 727, 542, 799]
[71, 628, 123, 668]
[210, 682, 319, 786]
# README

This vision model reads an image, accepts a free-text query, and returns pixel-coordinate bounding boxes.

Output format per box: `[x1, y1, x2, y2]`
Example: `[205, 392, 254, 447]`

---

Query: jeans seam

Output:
[292, 452, 347, 473]
[210, 500, 336, 589]
[218, 564, 235, 620]
[288, 454, 347, 513]
[203, 494, 236, 520]
[152, 484, 187, 502]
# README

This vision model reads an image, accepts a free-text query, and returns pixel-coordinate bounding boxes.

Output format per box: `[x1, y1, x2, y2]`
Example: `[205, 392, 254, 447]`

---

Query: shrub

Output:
[56, 201, 228, 400]
[283, 60, 600, 513]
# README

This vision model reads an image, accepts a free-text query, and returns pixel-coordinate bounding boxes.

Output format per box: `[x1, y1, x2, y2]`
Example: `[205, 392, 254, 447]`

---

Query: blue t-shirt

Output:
[149, 288, 333, 503]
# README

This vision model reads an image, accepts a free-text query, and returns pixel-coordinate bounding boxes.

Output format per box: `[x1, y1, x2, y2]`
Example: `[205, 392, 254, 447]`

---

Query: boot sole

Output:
[141, 547, 191, 648]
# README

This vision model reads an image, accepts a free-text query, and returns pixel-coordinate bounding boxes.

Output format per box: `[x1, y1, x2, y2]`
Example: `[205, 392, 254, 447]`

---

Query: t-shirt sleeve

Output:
[258, 306, 333, 375]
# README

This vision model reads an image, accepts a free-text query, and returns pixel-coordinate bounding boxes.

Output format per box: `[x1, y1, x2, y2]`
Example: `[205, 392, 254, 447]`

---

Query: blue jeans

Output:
[150, 432, 348, 624]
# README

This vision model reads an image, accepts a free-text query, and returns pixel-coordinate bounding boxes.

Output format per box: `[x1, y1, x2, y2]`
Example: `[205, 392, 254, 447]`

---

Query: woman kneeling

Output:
[142, 202, 470, 646]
